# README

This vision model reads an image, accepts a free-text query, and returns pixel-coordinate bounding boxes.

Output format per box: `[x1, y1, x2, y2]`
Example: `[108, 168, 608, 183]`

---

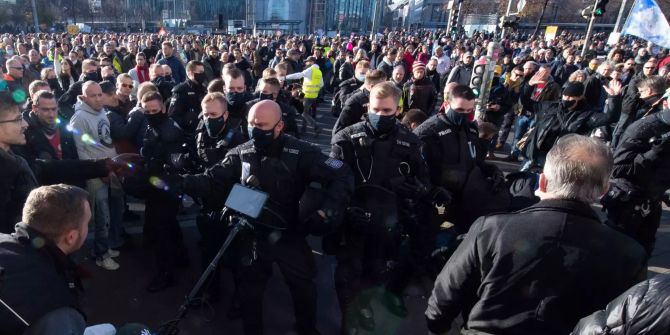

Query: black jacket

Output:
[107, 105, 148, 153]
[332, 89, 369, 136]
[572, 274, 670, 335]
[168, 79, 207, 135]
[0, 151, 38, 234]
[0, 224, 84, 333]
[195, 117, 247, 168]
[611, 111, 670, 199]
[414, 113, 508, 228]
[403, 76, 438, 115]
[426, 199, 647, 335]
[141, 116, 186, 174]
[182, 134, 354, 234]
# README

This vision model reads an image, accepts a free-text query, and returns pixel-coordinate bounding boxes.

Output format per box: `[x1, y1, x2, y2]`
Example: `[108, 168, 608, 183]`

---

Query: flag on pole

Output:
[621, 0, 670, 49]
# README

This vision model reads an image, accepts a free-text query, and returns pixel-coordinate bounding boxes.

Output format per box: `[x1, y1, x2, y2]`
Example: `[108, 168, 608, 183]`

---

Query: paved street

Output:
[81, 97, 670, 334]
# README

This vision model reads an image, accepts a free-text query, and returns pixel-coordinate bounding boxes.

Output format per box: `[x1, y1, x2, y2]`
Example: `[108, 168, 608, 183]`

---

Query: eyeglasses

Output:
[512, 72, 523, 77]
[0, 115, 24, 124]
[121, 83, 134, 89]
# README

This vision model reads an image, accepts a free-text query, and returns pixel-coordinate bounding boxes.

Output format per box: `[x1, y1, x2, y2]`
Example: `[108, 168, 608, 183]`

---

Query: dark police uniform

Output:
[414, 113, 507, 231]
[168, 79, 207, 136]
[181, 133, 353, 335]
[332, 89, 369, 136]
[141, 114, 187, 288]
[330, 120, 431, 332]
[193, 117, 247, 300]
[604, 109, 670, 255]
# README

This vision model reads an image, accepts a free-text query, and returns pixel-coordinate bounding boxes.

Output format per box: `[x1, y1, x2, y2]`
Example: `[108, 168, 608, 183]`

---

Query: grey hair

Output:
[543, 134, 612, 203]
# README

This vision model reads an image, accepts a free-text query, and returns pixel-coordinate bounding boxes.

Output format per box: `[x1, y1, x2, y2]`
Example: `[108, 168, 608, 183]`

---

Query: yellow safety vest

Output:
[303, 66, 322, 99]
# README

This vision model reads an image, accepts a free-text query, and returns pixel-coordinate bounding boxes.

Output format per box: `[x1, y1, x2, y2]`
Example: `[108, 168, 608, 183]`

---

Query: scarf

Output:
[135, 66, 149, 83]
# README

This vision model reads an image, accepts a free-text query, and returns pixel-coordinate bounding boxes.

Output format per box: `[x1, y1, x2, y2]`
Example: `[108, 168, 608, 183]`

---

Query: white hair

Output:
[543, 134, 612, 203]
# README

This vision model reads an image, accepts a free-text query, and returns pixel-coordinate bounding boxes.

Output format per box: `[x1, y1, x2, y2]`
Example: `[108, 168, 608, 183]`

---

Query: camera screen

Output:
[225, 184, 268, 219]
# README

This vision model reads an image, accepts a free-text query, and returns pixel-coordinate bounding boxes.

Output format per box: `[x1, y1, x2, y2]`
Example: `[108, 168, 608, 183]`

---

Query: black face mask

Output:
[226, 91, 247, 109]
[258, 92, 274, 101]
[560, 99, 577, 109]
[367, 112, 396, 135]
[84, 72, 100, 82]
[145, 112, 167, 128]
[204, 116, 226, 137]
[248, 124, 277, 150]
[446, 108, 466, 127]
[194, 72, 207, 86]
[164, 74, 173, 82]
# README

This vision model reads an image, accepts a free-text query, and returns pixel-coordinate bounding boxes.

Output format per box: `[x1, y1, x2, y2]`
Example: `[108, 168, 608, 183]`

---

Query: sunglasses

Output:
[121, 83, 134, 89]
[512, 72, 523, 77]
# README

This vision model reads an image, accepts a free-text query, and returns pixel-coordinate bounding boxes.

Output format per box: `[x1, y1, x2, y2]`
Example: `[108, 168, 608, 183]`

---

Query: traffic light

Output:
[594, 0, 609, 17]
[448, 0, 462, 34]
[470, 58, 487, 97]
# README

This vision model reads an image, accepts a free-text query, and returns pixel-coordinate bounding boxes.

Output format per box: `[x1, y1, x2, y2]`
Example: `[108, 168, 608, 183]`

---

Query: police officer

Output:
[190, 92, 248, 306]
[246, 77, 300, 138]
[332, 70, 386, 136]
[330, 82, 448, 334]
[603, 79, 670, 256]
[168, 60, 208, 136]
[414, 84, 507, 232]
[223, 68, 254, 123]
[140, 91, 188, 292]
[177, 100, 353, 335]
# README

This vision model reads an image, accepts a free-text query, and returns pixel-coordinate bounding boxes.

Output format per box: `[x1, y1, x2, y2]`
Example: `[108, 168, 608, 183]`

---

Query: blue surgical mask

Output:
[356, 74, 366, 82]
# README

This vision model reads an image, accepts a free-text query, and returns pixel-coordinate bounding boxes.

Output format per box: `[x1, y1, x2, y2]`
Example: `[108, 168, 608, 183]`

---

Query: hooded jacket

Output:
[69, 99, 117, 160]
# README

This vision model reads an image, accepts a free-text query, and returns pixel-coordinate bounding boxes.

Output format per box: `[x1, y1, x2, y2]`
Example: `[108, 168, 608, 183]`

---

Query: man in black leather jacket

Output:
[425, 134, 647, 335]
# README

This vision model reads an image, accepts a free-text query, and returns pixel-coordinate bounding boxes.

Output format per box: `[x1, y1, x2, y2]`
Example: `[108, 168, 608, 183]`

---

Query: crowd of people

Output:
[0, 27, 669, 335]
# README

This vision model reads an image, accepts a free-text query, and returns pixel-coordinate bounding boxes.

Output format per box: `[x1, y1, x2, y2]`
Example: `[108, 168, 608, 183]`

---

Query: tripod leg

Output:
[161, 222, 244, 334]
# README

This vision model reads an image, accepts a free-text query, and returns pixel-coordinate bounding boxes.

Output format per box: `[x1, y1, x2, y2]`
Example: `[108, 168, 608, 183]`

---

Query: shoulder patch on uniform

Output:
[325, 157, 344, 169]
[351, 132, 367, 139]
[284, 147, 300, 155]
[240, 148, 256, 155]
[438, 129, 452, 136]
[187, 92, 195, 95]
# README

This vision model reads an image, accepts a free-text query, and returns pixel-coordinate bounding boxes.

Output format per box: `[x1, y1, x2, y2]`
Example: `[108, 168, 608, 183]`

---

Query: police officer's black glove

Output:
[303, 210, 332, 236]
[393, 176, 430, 200]
[346, 206, 371, 231]
[481, 163, 506, 193]
[427, 186, 453, 207]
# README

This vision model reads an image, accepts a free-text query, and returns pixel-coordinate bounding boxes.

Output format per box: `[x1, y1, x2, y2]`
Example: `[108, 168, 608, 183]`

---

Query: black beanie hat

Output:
[563, 81, 585, 97]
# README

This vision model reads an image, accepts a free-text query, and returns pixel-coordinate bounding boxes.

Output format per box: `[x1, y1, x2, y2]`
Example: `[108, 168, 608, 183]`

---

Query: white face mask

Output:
[6, 49, 14, 55]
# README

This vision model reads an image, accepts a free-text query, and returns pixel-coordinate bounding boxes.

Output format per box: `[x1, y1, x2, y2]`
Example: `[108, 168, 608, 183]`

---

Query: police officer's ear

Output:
[274, 119, 284, 137]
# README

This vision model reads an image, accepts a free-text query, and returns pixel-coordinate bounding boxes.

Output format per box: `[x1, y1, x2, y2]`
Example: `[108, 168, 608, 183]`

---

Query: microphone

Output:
[245, 175, 260, 188]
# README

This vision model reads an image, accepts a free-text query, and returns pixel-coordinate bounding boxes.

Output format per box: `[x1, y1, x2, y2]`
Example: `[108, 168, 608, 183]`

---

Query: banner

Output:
[622, 0, 670, 49]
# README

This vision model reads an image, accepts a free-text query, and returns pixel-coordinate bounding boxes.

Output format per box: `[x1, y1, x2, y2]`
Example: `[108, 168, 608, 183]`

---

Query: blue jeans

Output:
[107, 183, 125, 249]
[511, 114, 534, 159]
[87, 178, 110, 260]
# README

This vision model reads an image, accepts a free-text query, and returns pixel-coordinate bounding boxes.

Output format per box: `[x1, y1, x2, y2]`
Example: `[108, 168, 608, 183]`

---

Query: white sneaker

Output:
[107, 249, 120, 258]
[96, 257, 120, 271]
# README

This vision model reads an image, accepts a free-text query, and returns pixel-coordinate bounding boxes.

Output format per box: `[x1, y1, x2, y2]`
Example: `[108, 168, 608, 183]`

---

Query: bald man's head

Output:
[80, 81, 104, 112]
[247, 100, 284, 146]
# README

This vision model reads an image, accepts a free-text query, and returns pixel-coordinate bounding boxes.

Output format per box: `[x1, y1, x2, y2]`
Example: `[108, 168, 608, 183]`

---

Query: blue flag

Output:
[622, 0, 670, 49]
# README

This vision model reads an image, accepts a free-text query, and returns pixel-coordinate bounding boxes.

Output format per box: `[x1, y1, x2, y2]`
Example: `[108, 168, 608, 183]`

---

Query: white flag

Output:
[622, 0, 670, 49]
